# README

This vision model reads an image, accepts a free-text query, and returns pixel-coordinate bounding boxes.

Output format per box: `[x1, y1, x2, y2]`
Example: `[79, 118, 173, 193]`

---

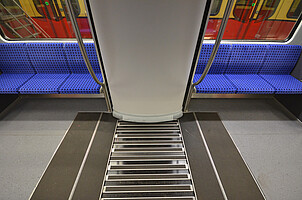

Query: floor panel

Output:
[0, 97, 301, 200]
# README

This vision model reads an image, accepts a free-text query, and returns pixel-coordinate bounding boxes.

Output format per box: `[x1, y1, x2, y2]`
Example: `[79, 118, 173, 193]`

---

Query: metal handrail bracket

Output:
[65, 0, 112, 112]
[184, 0, 235, 112]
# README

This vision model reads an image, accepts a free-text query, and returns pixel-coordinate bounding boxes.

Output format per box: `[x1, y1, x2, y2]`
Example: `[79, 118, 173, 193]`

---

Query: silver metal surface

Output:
[100, 121, 196, 199]
[184, 0, 236, 112]
[65, 0, 112, 112]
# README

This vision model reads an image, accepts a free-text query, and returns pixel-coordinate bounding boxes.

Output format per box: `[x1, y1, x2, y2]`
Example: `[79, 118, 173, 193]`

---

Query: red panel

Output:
[205, 19, 295, 41]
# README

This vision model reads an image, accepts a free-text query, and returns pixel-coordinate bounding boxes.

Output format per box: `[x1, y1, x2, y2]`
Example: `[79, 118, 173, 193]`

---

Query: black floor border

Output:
[30, 112, 102, 200]
[71, 113, 117, 199]
[179, 113, 225, 200]
[194, 112, 265, 200]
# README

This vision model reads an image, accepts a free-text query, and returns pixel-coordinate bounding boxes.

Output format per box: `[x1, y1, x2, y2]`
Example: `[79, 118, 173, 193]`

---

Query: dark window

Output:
[61, 0, 80, 18]
[256, 0, 280, 21]
[233, 0, 256, 22]
[236, 0, 253, 6]
[287, 0, 302, 19]
[265, 0, 280, 7]
[1, 0, 301, 40]
[0, 0, 22, 15]
[210, 0, 223, 16]
[33, 0, 46, 18]
[0, 0, 21, 6]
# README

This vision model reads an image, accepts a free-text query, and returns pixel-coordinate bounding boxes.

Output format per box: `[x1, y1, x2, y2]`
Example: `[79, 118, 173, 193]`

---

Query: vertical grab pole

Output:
[65, 0, 112, 112]
[184, 0, 235, 112]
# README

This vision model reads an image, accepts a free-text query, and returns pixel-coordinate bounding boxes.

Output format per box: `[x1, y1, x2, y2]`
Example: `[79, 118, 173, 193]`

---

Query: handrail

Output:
[184, 0, 235, 112]
[65, 0, 112, 112]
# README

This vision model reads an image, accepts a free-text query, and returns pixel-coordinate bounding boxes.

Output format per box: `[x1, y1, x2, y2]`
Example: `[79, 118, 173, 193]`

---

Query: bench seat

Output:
[0, 74, 35, 94]
[0, 42, 301, 95]
[194, 74, 236, 93]
[59, 73, 102, 94]
[19, 74, 70, 94]
[225, 74, 275, 94]
[260, 75, 302, 94]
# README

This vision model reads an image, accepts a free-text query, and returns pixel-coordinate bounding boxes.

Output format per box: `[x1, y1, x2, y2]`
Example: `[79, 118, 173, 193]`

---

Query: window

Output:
[288, 0, 302, 19]
[205, 0, 302, 40]
[266, 0, 280, 7]
[33, 0, 47, 18]
[0, 0, 21, 7]
[0, 0, 22, 15]
[233, 0, 256, 22]
[0, 0, 302, 41]
[60, 0, 80, 19]
[0, 0, 89, 39]
[210, 0, 223, 16]
[256, 0, 280, 21]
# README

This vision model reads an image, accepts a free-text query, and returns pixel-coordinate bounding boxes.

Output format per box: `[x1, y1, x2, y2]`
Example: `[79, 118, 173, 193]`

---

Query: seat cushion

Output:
[225, 74, 275, 94]
[0, 74, 35, 94]
[59, 73, 103, 94]
[260, 75, 302, 94]
[194, 74, 236, 93]
[19, 74, 70, 94]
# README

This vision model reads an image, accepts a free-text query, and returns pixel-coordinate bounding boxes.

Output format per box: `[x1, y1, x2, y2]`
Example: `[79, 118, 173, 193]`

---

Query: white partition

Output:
[87, 0, 209, 122]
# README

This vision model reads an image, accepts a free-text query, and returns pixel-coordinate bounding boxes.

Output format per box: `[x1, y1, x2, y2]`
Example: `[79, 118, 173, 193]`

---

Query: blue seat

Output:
[0, 74, 34, 94]
[196, 44, 231, 74]
[260, 75, 302, 94]
[0, 43, 35, 94]
[225, 74, 275, 94]
[258, 45, 302, 94]
[194, 74, 236, 93]
[225, 44, 267, 74]
[222, 44, 274, 94]
[59, 74, 102, 94]
[19, 74, 70, 94]
[194, 44, 235, 93]
[26, 43, 70, 74]
[1, 42, 301, 95]
[193, 43, 302, 94]
[64, 43, 101, 73]
[20, 43, 71, 94]
[259, 45, 302, 75]
[59, 43, 102, 94]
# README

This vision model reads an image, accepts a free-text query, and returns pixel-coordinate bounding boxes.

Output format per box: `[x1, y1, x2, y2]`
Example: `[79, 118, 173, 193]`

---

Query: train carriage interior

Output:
[0, 0, 302, 199]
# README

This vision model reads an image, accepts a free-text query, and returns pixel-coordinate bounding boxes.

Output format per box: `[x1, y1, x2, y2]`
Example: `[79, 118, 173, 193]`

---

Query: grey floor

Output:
[0, 97, 301, 200]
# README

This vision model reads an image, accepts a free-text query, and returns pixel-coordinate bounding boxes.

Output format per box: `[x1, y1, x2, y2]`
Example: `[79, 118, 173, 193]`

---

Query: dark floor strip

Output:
[30, 112, 101, 200]
[179, 113, 225, 200]
[71, 113, 117, 200]
[194, 112, 265, 200]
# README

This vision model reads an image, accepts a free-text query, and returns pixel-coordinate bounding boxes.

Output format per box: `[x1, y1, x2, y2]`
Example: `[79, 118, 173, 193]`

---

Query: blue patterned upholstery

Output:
[0, 43, 301, 94]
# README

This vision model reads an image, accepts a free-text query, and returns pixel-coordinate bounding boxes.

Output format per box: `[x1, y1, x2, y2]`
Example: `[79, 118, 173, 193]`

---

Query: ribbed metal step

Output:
[100, 121, 196, 200]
